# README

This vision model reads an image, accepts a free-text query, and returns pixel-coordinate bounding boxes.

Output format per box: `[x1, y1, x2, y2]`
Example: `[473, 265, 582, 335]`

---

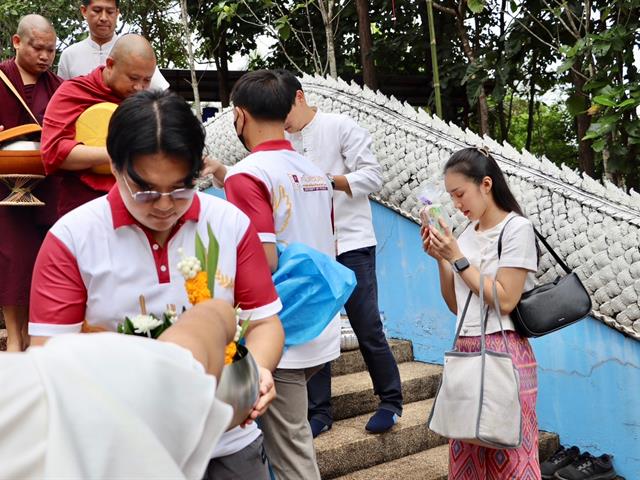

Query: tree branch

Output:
[432, 2, 457, 17]
[541, 0, 579, 39]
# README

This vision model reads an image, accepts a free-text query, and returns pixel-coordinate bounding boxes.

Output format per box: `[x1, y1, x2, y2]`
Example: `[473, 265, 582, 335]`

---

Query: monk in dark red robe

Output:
[41, 34, 158, 218]
[0, 14, 62, 351]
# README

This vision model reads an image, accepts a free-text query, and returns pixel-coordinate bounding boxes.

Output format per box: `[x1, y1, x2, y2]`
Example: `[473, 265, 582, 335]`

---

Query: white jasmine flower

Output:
[233, 323, 242, 343]
[131, 314, 163, 335]
[177, 248, 202, 280]
[165, 305, 178, 324]
[233, 308, 244, 342]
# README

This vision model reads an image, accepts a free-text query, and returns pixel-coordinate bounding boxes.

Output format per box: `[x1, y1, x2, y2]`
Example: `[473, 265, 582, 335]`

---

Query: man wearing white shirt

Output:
[2, 299, 238, 480]
[57, 0, 169, 90]
[278, 70, 403, 435]
[224, 70, 338, 480]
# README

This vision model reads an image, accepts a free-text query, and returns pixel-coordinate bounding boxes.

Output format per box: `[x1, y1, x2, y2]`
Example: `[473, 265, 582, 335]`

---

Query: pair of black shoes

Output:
[541, 445, 618, 480]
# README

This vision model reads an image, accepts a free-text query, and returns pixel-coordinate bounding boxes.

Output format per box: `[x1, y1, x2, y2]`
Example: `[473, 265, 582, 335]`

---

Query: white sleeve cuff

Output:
[240, 298, 283, 321]
[29, 322, 83, 337]
[258, 232, 277, 243]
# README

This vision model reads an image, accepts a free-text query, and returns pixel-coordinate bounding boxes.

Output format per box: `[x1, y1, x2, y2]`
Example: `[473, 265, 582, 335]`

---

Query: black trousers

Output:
[307, 246, 403, 425]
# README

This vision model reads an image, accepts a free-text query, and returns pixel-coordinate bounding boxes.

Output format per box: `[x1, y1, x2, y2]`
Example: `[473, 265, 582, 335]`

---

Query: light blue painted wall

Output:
[371, 201, 640, 479]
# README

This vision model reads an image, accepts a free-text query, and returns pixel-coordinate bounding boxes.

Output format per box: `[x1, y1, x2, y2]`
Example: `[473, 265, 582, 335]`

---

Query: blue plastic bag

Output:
[272, 243, 356, 348]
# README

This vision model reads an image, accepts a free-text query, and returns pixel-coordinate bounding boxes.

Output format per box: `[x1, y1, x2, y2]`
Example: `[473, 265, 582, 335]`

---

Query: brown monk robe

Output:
[0, 14, 62, 351]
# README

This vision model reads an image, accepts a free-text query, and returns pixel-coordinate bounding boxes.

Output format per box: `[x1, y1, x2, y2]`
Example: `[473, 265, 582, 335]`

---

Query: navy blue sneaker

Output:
[541, 445, 581, 479]
[365, 408, 398, 433]
[309, 418, 331, 438]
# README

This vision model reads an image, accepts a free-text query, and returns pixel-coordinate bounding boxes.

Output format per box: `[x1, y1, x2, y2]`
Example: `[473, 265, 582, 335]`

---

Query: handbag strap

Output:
[490, 278, 513, 357]
[498, 215, 571, 275]
[451, 291, 473, 349]
[0, 69, 41, 126]
[479, 273, 487, 352]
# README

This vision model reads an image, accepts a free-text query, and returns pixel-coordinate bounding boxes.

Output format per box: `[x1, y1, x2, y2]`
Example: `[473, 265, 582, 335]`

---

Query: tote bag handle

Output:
[450, 273, 512, 357]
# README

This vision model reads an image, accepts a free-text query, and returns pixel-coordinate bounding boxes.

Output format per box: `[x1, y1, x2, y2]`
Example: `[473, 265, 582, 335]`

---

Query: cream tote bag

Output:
[427, 276, 522, 449]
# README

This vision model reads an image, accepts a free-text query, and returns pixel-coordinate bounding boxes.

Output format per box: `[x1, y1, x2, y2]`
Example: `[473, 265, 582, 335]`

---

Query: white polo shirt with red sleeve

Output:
[224, 139, 340, 369]
[29, 187, 282, 458]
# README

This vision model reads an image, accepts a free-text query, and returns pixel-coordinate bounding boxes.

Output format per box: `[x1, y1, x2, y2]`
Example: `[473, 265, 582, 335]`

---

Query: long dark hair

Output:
[444, 148, 524, 216]
[107, 90, 205, 188]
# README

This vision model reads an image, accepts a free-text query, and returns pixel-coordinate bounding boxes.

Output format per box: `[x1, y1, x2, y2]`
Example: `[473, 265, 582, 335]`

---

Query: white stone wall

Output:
[203, 74, 640, 340]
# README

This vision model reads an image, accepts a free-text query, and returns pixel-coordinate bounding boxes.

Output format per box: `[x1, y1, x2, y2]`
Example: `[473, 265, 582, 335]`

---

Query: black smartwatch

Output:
[452, 257, 470, 274]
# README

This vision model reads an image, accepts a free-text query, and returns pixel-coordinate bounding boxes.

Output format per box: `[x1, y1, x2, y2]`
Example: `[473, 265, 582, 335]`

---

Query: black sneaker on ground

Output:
[554, 452, 617, 480]
[541, 445, 581, 479]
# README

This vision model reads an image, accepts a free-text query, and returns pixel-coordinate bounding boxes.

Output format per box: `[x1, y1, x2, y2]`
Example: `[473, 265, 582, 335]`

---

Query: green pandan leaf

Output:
[195, 231, 206, 270]
[124, 317, 135, 335]
[237, 315, 251, 342]
[206, 223, 220, 297]
[151, 321, 171, 339]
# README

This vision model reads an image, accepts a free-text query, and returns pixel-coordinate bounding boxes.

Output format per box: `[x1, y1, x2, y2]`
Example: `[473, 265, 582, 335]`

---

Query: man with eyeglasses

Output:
[41, 33, 157, 219]
[29, 90, 284, 479]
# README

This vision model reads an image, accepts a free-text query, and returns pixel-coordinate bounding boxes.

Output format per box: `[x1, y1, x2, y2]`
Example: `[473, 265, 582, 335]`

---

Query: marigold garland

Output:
[178, 232, 246, 366]
[185, 271, 211, 305]
[224, 342, 237, 365]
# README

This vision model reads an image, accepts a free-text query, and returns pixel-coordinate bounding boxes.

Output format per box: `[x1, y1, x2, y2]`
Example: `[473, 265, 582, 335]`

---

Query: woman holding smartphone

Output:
[421, 147, 541, 480]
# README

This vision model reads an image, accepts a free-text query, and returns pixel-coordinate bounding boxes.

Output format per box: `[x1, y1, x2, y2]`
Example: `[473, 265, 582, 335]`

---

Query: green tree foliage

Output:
[0, 1, 187, 69]
[0, 0, 84, 59]
[119, 1, 187, 68]
[519, 0, 639, 188]
[505, 94, 578, 169]
[3, 0, 638, 188]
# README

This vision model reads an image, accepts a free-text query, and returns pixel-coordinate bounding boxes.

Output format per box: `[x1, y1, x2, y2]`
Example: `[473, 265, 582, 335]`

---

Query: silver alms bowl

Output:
[216, 344, 260, 429]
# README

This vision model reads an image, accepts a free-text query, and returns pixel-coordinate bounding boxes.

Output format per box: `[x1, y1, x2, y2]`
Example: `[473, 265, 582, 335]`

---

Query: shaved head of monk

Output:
[103, 34, 157, 99]
[12, 14, 57, 79]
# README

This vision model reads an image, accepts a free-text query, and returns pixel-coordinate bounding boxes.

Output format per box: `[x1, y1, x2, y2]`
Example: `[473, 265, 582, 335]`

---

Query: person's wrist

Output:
[326, 173, 336, 189]
[448, 248, 463, 263]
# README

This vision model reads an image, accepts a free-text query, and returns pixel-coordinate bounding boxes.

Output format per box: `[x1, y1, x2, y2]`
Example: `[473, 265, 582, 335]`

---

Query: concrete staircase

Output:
[315, 339, 560, 479]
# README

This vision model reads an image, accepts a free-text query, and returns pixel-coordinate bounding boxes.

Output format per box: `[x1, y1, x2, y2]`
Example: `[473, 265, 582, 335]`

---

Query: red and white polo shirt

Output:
[225, 139, 340, 369]
[28, 187, 282, 458]
[29, 187, 281, 335]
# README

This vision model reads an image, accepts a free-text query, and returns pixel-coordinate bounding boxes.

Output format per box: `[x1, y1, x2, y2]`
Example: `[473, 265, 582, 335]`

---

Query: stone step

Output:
[315, 398, 445, 479]
[332, 362, 441, 421]
[332, 339, 413, 376]
[333, 431, 561, 480]
[0, 328, 6, 351]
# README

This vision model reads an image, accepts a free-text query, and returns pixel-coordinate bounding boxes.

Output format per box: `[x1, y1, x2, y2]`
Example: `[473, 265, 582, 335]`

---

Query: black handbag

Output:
[498, 217, 592, 338]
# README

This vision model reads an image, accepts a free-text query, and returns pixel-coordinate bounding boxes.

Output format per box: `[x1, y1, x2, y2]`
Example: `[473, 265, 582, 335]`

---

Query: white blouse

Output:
[453, 212, 538, 336]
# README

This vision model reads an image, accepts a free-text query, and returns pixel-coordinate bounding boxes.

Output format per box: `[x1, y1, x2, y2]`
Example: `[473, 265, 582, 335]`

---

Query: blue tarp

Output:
[272, 243, 356, 348]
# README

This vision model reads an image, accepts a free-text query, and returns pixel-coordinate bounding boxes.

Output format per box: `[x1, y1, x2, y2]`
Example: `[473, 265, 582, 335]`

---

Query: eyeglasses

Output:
[123, 176, 195, 204]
